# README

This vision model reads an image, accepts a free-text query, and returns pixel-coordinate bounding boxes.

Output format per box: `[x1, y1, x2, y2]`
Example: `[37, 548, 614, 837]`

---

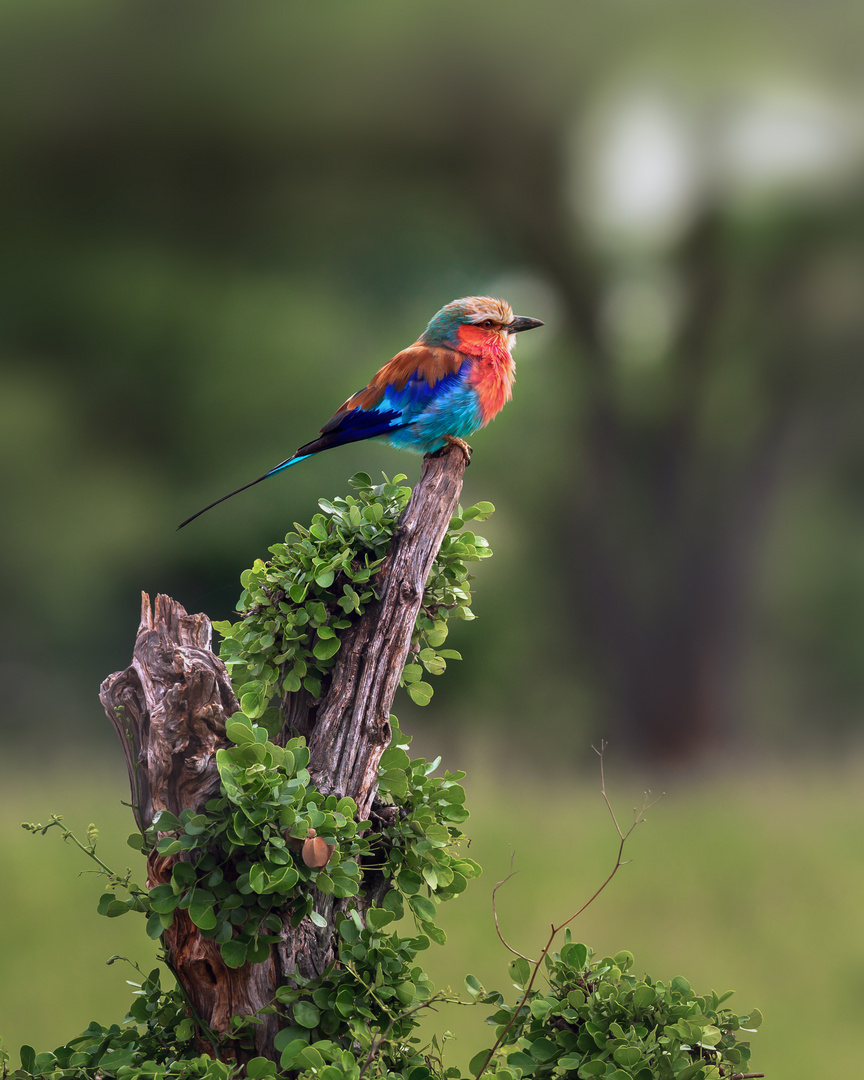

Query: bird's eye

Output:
[480, 319, 495, 328]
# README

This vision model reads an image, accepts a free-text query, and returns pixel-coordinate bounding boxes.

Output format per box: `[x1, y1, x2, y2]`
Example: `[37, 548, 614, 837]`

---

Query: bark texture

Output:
[99, 448, 466, 1062]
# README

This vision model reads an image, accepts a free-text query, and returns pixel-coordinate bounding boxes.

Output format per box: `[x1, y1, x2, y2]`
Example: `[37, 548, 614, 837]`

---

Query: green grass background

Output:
[2, 752, 862, 1079]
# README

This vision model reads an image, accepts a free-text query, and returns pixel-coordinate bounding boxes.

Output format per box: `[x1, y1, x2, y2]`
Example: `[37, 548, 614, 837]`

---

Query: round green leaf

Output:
[613, 1045, 643, 1068]
[189, 903, 217, 931]
[220, 939, 248, 968]
[468, 1050, 494, 1077]
[408, 895, 437, 922]
[292, 1001, 320, 1029]
[313, 636, 341, 661]
[407, 681, 434, 706]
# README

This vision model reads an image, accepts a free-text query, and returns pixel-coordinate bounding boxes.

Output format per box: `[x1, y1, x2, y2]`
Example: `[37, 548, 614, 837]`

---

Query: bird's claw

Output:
[430, 436, 473, 465]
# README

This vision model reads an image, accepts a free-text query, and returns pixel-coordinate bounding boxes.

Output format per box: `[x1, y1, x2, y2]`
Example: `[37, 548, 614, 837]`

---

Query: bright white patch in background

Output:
[573, 81, 863, 250]
[600, 96, 695, 229]
[716, 89, 860, 194]
[578, 89, 700, 248]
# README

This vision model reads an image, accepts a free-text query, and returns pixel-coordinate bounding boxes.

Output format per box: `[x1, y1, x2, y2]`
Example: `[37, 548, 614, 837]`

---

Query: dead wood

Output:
[99, 447, 467, 1062]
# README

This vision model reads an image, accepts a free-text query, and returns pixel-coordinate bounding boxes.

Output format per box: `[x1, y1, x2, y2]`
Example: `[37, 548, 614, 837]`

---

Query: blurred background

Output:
[1, 0, 863, 1076]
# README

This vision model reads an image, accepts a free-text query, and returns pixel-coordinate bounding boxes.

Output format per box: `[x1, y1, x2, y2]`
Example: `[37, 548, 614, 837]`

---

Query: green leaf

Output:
[408, 895, 437, 922]
[292, 1001, 320, 1029]
[221, 939, 248, 968]
[613, 1045, 644, 1067]
[189, 902, 217, 930]
[249, 863, 269, 894]
[246, 1058, 278, 1080]
[425, 822, 450, 845]
[248, 938, 271, 964]
[469, 1050, 494, 1077]
[146, 911, 165, 939]
[560, 941, 588, 969]
[152, 810, 181, 832]
[240, 690, 267, 719]
[313, 637, 341, 661]
[425, 626, 448, 647]
[226, 716, 256, 745]
[171, 862, 197, 888]
[505, 1051, 536, 1074]
[529, 998, 552, 1019]
[527, 1038, 558, 1062]
[149, 885, 181, 914]
[673, 1067, 704, 1080]
[424, 922, 446, 945]
[156, 836, 182, 856]
[276, 1032, 310, 1068]
[632, 984, 656, 1009]
[281, 672, 301, 695]
[407, 681, 434, 706]
[397, 869, 423, 894]
[366, 907, 396, 932]
[509, 957, 531, 987]
[99, 897, 132, 918]
[378, 768, 409, 798]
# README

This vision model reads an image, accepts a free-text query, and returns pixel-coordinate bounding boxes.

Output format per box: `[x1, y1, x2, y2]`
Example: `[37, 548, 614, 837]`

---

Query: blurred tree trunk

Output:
[99, 449, 466, 1063]
[464, 117, 864, 761]
[554, 204, 862, 762]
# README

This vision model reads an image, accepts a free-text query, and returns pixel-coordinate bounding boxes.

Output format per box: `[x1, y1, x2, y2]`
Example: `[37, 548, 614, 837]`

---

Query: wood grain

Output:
[99, 446, 467, 1061]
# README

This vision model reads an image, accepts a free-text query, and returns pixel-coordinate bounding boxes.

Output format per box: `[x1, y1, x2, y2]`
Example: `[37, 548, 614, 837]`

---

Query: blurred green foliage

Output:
[1, 0, 864, 759]
[4, 756, 864, 1079]
[2, 5, 863, 1068]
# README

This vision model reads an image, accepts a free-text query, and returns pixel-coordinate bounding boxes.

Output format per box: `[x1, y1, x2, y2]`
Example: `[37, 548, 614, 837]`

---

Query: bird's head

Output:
[419, 296, 543, 355]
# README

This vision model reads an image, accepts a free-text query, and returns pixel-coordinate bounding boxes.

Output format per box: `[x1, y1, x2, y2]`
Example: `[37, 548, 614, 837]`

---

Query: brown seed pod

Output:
[302, 835, 335, 868]
[286, 826, 317, 853]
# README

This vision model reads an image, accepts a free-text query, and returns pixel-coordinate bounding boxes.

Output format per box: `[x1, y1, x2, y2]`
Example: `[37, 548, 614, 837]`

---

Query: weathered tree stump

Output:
[99, 449, 466, 1062]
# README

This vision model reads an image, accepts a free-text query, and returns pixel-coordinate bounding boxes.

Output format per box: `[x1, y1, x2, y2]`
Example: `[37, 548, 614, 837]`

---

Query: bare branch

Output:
[476, 747, 660, 1078]
[491, 852, 534, 962]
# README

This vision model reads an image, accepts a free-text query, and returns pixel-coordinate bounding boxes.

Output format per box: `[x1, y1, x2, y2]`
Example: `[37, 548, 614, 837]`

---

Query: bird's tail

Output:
[177, 453, 313, 529]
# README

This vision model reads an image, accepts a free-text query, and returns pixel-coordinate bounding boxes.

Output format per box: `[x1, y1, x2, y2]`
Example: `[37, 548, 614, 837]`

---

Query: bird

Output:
[178, 295, 543, 529]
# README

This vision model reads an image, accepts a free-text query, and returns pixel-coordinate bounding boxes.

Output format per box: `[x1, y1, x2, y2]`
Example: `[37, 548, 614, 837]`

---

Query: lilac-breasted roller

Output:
[178, 296, 543, 528]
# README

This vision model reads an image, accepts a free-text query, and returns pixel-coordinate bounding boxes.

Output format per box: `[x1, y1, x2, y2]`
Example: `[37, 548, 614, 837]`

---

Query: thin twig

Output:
[491, 852, 534, 962]
[475, 746, 661, 1079]
[356, 994, 456, 1080]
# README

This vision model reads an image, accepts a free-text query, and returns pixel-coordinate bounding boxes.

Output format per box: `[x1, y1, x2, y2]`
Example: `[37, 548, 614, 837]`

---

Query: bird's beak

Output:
[507, 316, 544, 333]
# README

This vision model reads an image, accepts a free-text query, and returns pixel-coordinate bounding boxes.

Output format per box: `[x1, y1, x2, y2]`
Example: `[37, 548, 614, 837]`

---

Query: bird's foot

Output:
[429, 435, 473, 465]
